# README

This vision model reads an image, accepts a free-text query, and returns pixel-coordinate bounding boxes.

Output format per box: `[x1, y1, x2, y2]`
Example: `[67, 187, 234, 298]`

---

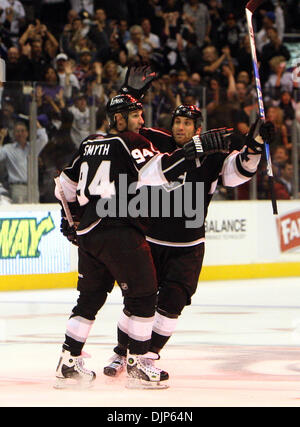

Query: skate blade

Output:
[125, 377, 169, 390]
[54, 377, 94, 390]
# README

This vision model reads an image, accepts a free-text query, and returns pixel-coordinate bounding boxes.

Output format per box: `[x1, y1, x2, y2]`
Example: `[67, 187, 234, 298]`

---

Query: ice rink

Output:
[1, 276, 300, 408]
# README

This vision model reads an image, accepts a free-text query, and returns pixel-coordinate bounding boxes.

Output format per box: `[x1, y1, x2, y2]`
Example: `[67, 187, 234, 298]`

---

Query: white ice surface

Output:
[1, 277, 300, 407]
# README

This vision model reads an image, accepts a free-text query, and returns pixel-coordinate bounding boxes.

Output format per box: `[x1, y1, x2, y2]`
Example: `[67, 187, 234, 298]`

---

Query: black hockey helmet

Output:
[106, 94, 143, 128]
[171, 104, 203, 129]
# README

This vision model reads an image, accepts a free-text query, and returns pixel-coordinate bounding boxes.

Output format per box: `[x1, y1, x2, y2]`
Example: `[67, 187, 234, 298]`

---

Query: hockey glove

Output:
[244, 118, 275, 155]
[60, 217, 78, 246]
[183, 127, 233, 160]
[120, 64, 157, 100]
[59, 201, 84, 246]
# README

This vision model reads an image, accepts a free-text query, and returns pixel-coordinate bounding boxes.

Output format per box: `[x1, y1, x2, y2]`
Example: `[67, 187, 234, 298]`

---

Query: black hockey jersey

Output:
[140, 127, 259, 246]
[55, 131, 198, 234]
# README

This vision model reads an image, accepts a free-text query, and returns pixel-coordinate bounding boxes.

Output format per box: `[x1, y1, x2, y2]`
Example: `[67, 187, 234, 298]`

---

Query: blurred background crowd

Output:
[0, 0, 299, 204]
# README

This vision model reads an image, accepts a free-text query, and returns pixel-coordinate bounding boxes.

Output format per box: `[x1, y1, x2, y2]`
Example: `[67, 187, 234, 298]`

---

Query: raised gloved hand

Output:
[245, 118, 275, 154]
[120, 64, 157, 100]
[183, 127, 234, 160]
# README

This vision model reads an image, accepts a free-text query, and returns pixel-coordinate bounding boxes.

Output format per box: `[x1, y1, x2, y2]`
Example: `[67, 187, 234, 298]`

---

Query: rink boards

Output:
[0, 201, 299, 291]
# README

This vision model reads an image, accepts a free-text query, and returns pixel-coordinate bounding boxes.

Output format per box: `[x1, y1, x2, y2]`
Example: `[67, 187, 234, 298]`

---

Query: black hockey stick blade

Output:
[268, 176, 278, 215]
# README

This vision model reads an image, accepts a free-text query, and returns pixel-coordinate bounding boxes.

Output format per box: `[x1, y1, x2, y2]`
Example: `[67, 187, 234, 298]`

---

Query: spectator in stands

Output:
[95, 106, 109, 136]
[272, 145, 290, 177]
[117, 19, 130, 45]
[207, 0, 225, 46]
[87, 9, 110, 56]
[0, 0, 25, 44]
[160, 10, 186, 71]
[199, 44, 234, 86]
[85, 61, 106, 107]
[54, 53, 80, 97]
[0, 96, 19, 143]
[73, 49, 94, 88]
[101, 59, 124, 95]
[0, 120, 48, 203]
[265, 56, 293, 99]
[216, 12, 241, 58]
[236, 34, 259, 76]
[260, 27, 290, 85]
[60, 16, 90, 58]
[5, 46, 29, 81]
[39, 108, 76, 203]
[69, 0, 94, 16]
[141, 17, 161, 50]
[24, 38, 50, 82]
[182, 0, 211, 48]
[68, 92, 90, 147]
[277, 90, 296, 139]
[266, 106, 291, 151]
[274, 162, 294, 199]
[126, 24, 153, 61]
[256, 11, 277, 53]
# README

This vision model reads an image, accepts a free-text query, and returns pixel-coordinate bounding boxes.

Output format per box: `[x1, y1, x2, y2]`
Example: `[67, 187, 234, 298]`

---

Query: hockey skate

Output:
[126, 352, 169, 389]
[54, 348, 96, 389]
[103, 353, 126, 377]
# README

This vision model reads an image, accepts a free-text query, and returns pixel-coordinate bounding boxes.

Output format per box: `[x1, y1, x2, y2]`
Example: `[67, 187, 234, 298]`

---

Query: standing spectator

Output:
[160, 11, 186, 71]
[199, 45, 234, 86]
[54, 53, 80, 97]
[182, 0, 211, 48]
[266, 106, 291, 151]
[22, 38, 51, 82]
[216, 12, 241, 58]
[87, 8, 110, 56]
[236, 34, 259, 76]
[39, 109, 76, 203]
[141, 17, 161, 50]
[68, 92, 90, 147]
[126, 24, 152, 61]
[207, 0, 225, 46]
[264, 56, 293, 99]
[274, 162, 294, 199]
[36, 65, 64, 119]
[117, 19, 130, 45]
[0, 0, 25, 44]
[60, 16, 90, 58]
[256, 11, 276, 53]
[73, 49, 94, 89]
[272, 144, 290, 177]
[260, 27, 290, 85]
[0, 120, 48, 203]
[69, 0, 94, 16]
[101, 59, 124, 94]
[5, 46, 30, 81]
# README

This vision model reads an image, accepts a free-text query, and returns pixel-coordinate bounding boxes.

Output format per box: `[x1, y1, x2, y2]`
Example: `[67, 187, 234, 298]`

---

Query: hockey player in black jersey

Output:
[54, 94, 232, 389]
[103, 77, 275, 378]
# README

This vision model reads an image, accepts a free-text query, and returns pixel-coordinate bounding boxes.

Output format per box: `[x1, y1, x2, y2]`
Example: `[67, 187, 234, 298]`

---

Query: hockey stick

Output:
[246, 0, 278, 214]
[54, 176, 74, 227]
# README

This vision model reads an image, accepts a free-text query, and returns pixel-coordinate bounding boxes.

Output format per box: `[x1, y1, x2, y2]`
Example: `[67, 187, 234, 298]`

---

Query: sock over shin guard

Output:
[150, 310, 178, 353]
[128, 315, 154, 354]
[64, 315, 94, 356]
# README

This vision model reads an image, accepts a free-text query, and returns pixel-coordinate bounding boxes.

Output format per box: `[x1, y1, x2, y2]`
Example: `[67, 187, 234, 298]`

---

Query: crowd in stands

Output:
[0, 0, 299, 204]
